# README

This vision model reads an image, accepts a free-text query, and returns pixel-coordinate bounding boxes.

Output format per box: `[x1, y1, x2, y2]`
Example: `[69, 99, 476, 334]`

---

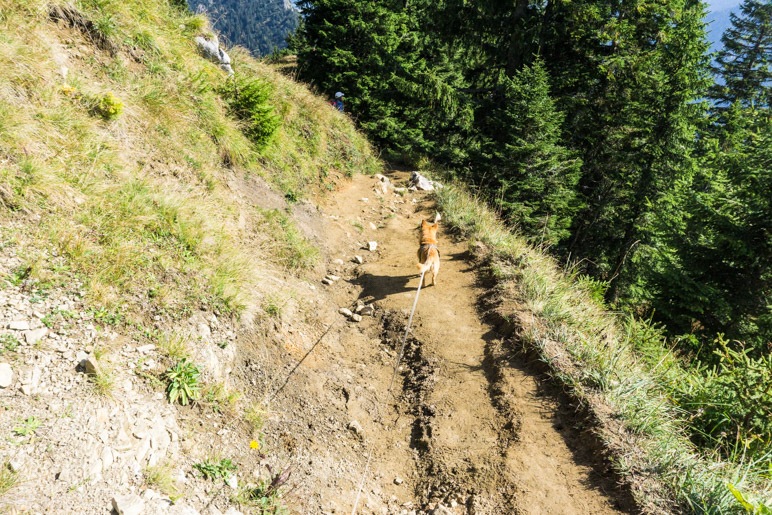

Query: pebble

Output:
[351, 314, 363, 322]
[394, 476, 403, 485]
[112, 494, 145, 515]
[339, 308, 353, 318]
[8, 320, 30, 331]
[24, 327, 48, 345]
[348, 420, 363, 436]
[353, 255, 364, 264]
[367, 241, 378, 252]
[0, 363, 12, 388]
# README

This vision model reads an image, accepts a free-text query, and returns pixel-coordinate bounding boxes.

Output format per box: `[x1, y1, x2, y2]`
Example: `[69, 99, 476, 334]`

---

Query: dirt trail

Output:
[314, 171, 631, 514]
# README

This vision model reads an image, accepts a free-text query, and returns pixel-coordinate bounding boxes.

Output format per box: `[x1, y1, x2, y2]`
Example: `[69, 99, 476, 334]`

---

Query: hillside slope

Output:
[2, 1, 767, 515]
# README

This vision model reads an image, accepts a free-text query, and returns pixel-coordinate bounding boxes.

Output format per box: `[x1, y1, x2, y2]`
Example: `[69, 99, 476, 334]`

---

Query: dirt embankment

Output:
[280, 170, 638, 514]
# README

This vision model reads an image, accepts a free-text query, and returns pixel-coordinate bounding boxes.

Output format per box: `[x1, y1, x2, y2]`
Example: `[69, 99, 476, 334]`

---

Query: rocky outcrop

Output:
[194, 35, 234, 75]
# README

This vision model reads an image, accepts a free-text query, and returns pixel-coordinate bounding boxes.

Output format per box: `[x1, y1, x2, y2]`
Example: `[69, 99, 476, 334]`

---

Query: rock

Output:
[24, 327, 48, 345]
[351, 314, 363, 323]
[136, 344, 156, 354]
[0, 363, 12, 388]
[225, 473, 238, 489]
[348, 420, 363, 436]
[359, 305, 375, 316]
[321, 278, 333, 286]
[394, 476, 404, 485]
[8, 456, 24, 473]
[333, 259, 345, 266]
[194, 35, 234, 74]
[8, 320, 30, 331]
[196, 323, 211, 339]
[367, 241, 378, 252]
[338, 308, 353, 318]
[410, 171, 439, 191]
[112, 494, 145, 515]
[353, 255, 364, 264]
[82, 355, 101, 376]
[325, 274, 340, 282]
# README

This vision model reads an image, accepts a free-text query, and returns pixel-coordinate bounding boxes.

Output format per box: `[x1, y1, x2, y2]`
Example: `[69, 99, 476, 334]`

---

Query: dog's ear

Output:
[421, 219, 429, 228]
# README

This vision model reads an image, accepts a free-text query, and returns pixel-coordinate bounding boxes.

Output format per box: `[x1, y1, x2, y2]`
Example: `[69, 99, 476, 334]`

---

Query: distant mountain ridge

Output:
[188, 0, 298, 56]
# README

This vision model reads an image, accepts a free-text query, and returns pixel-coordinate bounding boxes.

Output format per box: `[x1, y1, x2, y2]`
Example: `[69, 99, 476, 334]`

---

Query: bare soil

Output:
[269, 171, 637, 514]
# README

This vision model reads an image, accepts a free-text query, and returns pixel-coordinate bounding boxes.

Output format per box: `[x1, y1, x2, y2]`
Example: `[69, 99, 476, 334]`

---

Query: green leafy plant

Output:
[193, 458, 236, 482]
[679, 338, 772, 456]
[13, 416, 41, 437]
[236, 462, 292, 514]
[728, 483, 772, 514]
[90, 91, 124, 120]
[164, 359, 201, 405]
[89, 306, 123, 326]
[0, 333, 19, 354]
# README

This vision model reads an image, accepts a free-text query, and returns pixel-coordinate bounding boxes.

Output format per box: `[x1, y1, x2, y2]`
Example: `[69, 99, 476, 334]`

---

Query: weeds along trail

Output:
[319, 171, 633, 514]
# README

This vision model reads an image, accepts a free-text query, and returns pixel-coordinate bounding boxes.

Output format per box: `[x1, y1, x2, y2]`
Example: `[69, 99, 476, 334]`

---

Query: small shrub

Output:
[164, 359, 201, 405]
[219, 76, 280, 150]
[89, 91, 124, 120]
[679, 338, 772, 456]
[193, 458, 236, 482]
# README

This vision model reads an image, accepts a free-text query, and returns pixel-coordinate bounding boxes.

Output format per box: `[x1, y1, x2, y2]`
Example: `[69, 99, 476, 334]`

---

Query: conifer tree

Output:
[475, 61, 582, 246]
[540, 0, 711, 301]
[710, 0, 772, 108]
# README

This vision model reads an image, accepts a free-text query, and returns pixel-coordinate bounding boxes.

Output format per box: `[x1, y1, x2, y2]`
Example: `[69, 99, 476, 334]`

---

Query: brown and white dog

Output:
[416, 214, 441, 287]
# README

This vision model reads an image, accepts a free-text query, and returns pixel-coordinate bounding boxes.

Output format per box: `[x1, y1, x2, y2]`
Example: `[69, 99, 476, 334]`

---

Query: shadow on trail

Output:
[350, 251, 472, 303]
[351, 272, 417, 303]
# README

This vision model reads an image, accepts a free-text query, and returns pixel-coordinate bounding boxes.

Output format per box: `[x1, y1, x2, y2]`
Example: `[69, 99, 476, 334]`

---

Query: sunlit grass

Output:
[435, 183, 772, 513]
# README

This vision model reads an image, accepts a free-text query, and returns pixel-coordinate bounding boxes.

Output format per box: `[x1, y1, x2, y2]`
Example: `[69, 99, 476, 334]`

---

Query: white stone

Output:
[351, 314, 363, 322]
[0, 363, 12, 388]
[225, 473, 238, 489]
[24, 328, 48, 345]
[353, 255, 364, 264]
[112, 494, 145, 515]
[8, 320, 29, 331]
[368, 241, 378, 252]
[197, 323, 211, 339]
[338, 308, 353, 318]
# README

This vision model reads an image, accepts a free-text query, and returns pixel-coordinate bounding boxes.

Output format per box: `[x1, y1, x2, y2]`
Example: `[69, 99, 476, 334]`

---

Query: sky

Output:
[706, 0, 742, 12]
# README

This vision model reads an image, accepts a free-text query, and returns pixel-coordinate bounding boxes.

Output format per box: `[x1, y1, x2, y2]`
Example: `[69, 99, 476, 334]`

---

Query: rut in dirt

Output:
[323, 170, 636, 514]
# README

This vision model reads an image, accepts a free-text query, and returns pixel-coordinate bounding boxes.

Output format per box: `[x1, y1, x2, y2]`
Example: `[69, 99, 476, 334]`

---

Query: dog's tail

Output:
[417, 261, 431, 273]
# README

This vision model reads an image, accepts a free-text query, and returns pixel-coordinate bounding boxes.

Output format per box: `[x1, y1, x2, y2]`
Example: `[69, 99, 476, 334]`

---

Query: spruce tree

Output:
[540, 0, 711, 301]
[475, 61, 582, 246]
[710, 0, 772, 108]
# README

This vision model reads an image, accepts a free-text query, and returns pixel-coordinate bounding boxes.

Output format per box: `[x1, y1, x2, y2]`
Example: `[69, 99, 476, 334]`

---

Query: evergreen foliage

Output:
[474, 61, 582, 246]
[219, 75, 280, 150]
[187, 0, 298, 56]
[710, 0, 772, 108]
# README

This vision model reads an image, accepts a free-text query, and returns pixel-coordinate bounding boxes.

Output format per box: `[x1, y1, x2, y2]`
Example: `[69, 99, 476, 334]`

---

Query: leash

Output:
[265, 319, 338, 403]
[352, 269, 427, 514]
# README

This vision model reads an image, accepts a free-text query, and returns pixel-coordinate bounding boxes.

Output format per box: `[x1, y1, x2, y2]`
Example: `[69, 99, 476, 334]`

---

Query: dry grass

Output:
[0, 0, 379, 331]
